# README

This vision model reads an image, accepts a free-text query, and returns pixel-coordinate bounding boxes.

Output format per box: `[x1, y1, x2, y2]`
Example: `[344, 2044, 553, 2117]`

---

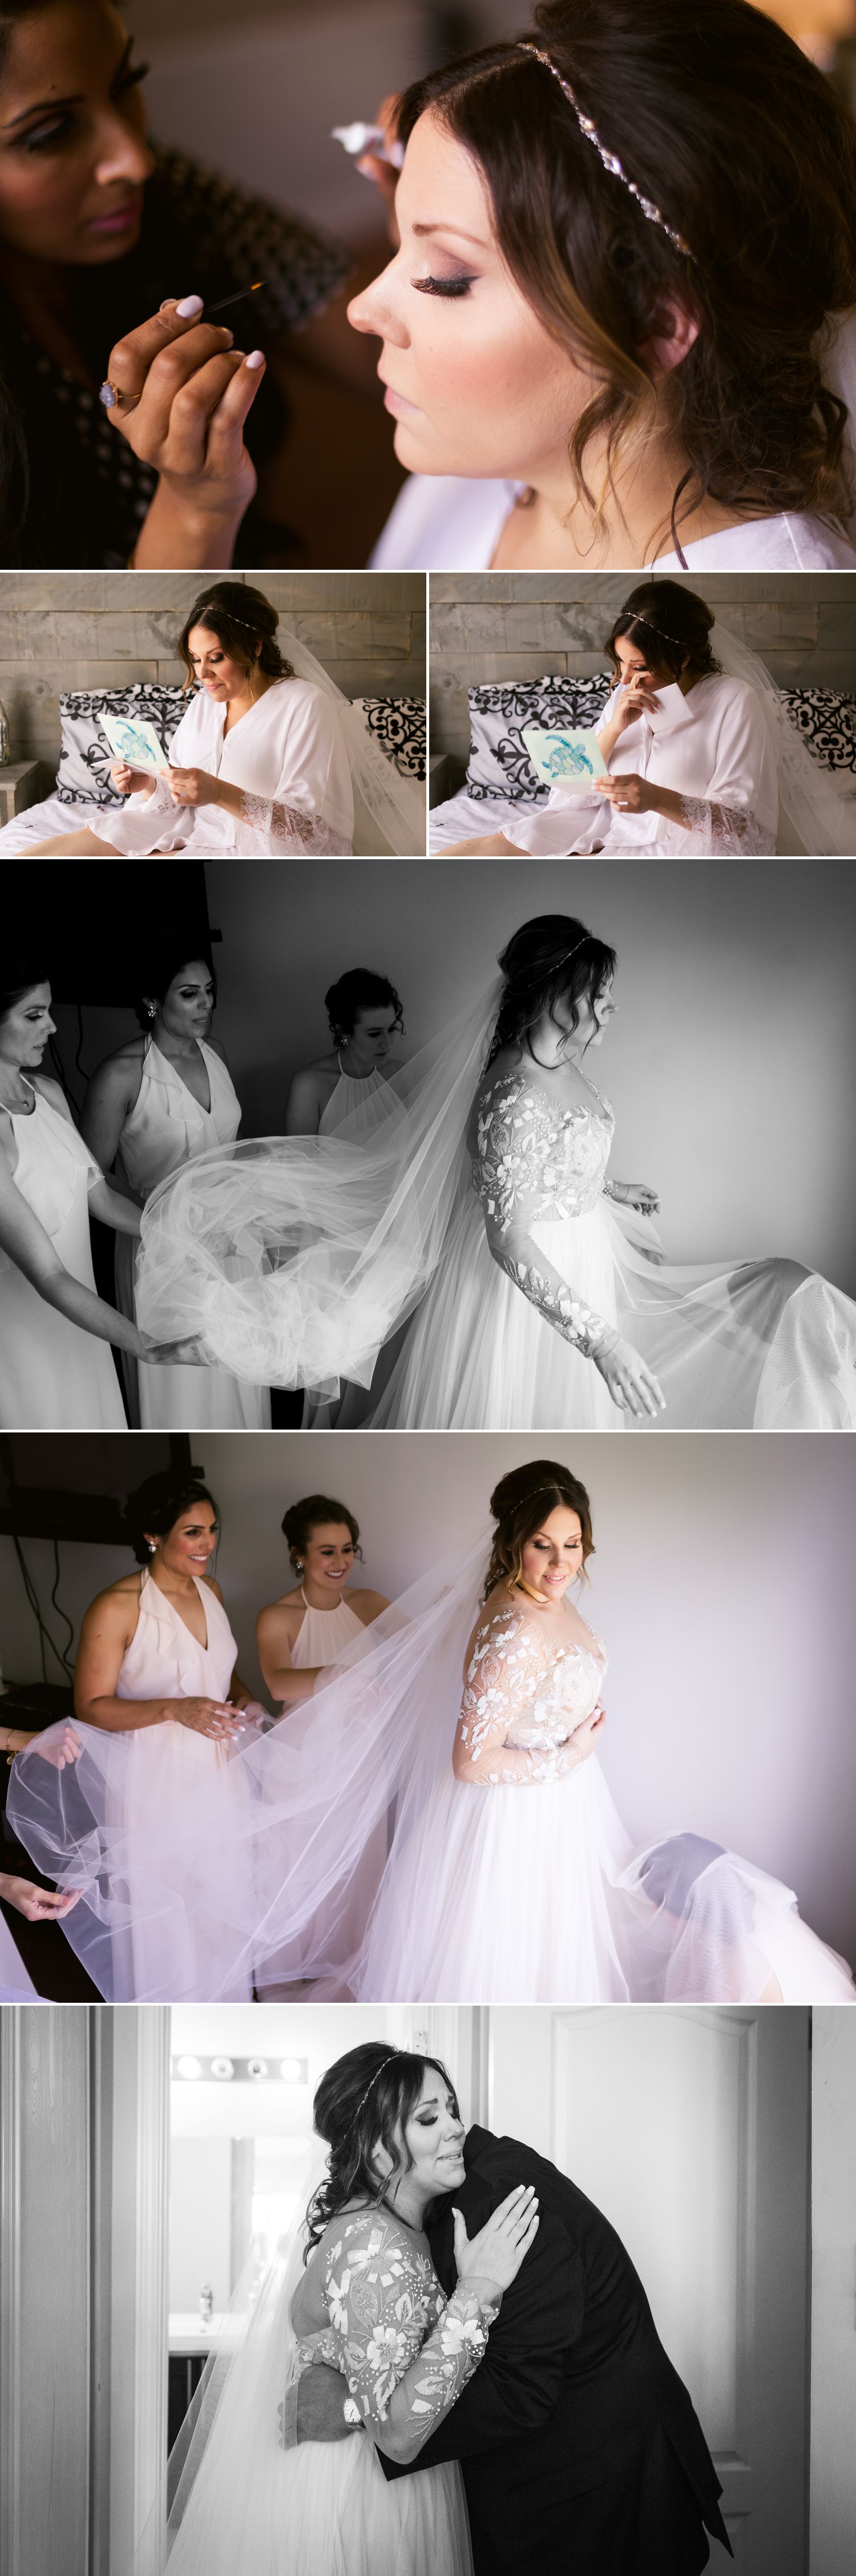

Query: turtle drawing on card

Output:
[99, 711, 168, 776]
[522, 726, 609, 787]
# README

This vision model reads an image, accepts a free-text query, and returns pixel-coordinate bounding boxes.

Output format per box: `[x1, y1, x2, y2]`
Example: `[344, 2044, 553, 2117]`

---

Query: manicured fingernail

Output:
[176, 294, 204, 318]
[245, 349, 265, 369]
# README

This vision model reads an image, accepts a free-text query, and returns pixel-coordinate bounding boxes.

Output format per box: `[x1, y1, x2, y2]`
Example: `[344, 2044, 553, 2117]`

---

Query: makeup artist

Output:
[0, 0, 398, 567]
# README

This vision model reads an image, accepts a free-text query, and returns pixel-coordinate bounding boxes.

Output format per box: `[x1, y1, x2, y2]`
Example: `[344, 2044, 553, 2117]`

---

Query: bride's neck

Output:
[503, 416, 740, 571]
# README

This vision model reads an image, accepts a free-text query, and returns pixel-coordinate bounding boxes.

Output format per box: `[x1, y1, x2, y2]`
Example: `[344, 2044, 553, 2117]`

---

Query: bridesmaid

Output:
[70, 1472, 260, 1999]
[256, 1495, 389, 1989]
[0, 962, 193, 1428]
[82, 943, 270, 1430]
[284, 968, 405, 1138]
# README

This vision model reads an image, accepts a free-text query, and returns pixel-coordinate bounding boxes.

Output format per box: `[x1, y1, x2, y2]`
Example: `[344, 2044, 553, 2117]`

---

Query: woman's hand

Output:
[596, 773, 659, 815]
[166, 766, 223, 811]
[453, 2184, 540, 2303]
[594, 1335, 665, 1419]
[30, 1723, 82, 1770]
[110, 760, 155, 799]
[610, 1180, 660, 1214]
[570, 1699, 607, 1762]
[601, 679, 661, 739]
[0, 1873, 83, 1921]
[356, 95, 403, 243]
[137, 1333, 208, 1365]
[102, 300, 266, 545]
[172, 1698, 247, 1741]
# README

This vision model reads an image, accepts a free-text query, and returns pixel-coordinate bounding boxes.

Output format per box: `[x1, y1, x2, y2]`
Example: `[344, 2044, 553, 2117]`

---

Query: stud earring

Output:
[294, 1559, 304, 1572]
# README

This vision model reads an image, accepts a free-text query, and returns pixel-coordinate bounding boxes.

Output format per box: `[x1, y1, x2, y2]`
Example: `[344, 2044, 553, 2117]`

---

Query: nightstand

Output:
[0, 762, 49, 824]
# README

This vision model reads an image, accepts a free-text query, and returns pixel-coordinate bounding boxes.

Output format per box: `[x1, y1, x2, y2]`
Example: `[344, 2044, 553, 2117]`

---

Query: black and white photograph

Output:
[2, 5, 856, 2572]
[2, 1998, 855, 2575]
[2, 859, 854, 1432]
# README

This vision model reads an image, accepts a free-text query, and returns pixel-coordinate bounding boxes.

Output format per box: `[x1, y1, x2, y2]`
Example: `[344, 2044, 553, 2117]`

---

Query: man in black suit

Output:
[296, 2122, 733, 2575]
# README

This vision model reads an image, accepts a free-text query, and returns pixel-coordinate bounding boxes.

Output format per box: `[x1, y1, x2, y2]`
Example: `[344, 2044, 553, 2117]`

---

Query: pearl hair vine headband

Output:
[516, 40, 693, 260]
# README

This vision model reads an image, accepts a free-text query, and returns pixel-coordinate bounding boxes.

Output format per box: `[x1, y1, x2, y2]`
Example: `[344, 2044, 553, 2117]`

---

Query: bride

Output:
[357, 0, 856, 575]
[128, 909, 856, 1431]
[439, 579, 831, 858]
[146, 2045, 536, 2576]
[11, 1461, 855, 2006]
[23, 583, 421, 860]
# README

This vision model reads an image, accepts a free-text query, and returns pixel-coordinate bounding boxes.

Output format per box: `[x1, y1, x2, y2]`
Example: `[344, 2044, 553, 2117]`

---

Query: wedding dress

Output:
[128, 981, 856, 1428]
[9, 1572, 255, 2002]
[371, 473, 856, 572]
[261, 1590, 389, 1986]
[0, 1079, 125, 1428]
[114, 1035, 269, 1430]
[10, 1528, 855, 2006]
[355, 1592, 856, 2005]
[135, 2149, 474, 2576]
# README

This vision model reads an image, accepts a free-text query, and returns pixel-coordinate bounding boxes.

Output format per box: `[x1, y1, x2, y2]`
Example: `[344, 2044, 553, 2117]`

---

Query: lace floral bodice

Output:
[470, 1071, 619, 1360]
[455, 1599, 607, 1788]
[294, 2209, 497, 2458]
[472, 1070, 614, 1225]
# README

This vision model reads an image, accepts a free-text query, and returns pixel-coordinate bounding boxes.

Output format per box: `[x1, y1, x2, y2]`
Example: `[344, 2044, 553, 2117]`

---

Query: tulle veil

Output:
[241, 625, 424, 858]
[133, 2139, 328, 2575]
[710, 620, 854, 856]
[7, 1524, 495, 2001]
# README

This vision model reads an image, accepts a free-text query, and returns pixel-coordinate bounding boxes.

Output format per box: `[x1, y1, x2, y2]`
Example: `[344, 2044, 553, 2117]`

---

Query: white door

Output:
[488, 2005, 809, 2576]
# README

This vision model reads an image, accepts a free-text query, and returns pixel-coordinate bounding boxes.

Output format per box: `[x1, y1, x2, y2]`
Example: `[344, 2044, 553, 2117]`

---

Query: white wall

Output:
[4, 1431, 853, 1962]
[810, 2010, 856, 2575]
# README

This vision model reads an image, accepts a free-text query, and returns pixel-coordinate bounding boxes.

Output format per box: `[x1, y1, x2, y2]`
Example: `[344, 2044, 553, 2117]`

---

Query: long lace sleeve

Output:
[319, 2211, 499, 2464]
[473, 1074, 618, 1358]
[453, 1604, 597, 1788]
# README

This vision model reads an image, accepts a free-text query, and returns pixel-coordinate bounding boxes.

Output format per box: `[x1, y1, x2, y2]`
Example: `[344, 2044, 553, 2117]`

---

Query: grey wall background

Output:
[47, 856, 856, 1293]
[0, 573, 425, 772]
[429, 572, 856, 766]
[2, 1431, 855, 1966]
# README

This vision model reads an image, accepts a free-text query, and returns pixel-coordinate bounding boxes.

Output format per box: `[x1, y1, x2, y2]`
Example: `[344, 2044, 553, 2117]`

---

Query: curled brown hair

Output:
[606, 580, 720, 686]
[488, 913, 616, 1070]
[306, 2045, 459, 2252]
[281, 1494, 364, 1573]
[483, 1458, 595, 1599]
[397, 0, 856, 557]
[177, 581, 295, 697]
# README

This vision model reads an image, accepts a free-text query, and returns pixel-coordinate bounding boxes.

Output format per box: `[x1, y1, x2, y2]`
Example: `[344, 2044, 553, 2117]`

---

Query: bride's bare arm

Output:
[452, 1605, 605, 1787]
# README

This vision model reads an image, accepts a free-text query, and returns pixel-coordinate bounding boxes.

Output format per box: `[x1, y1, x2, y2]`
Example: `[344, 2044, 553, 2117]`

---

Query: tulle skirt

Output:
[368, 1190, 856, 1429]
[355, 1757, 856, 2006]
[165, 2428, 472, 2576]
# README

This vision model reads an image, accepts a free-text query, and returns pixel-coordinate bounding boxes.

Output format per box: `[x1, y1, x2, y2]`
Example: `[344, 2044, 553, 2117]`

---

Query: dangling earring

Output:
[146, 1001, 156, 1021]
[294, 1559, 304, 1572]
[147, 1539, 156, 1556]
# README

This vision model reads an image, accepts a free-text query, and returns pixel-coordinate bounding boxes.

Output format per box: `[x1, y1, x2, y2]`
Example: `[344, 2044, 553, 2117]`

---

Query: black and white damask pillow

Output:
[466, 674, 612, 801]
[350, 697, 426, 779]
[778, 686, 856, 773]
[57, 684, 187, 807]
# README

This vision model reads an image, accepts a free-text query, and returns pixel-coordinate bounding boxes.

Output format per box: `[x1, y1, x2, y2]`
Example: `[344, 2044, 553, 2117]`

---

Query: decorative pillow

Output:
[56, 683, 187, 807]
[350, 696, 426, 780]
[778, 686, 856, 773]
[466, 674, 613, 801]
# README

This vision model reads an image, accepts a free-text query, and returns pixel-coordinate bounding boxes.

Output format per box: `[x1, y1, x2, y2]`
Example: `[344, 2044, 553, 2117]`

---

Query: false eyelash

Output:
[412, 275, 475, 299]
[117, 60, 151, 90]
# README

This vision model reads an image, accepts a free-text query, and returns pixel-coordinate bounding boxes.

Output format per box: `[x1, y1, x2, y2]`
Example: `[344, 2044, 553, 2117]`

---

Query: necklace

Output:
[0, 1073, 35, 1115]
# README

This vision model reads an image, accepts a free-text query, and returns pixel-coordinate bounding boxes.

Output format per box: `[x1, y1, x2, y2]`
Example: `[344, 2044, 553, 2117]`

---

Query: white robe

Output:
[371, 472, 856, 572]
[506, 674, 779, 855]
[91, 679, 354, 854]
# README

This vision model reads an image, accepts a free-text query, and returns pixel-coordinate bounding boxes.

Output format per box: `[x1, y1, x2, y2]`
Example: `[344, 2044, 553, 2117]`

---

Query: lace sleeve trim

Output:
[321, 2212, 497, 2453]
[236, 792, 342, 853]
[455, 1604, 594, 1788]
[675, 795, 768, 852]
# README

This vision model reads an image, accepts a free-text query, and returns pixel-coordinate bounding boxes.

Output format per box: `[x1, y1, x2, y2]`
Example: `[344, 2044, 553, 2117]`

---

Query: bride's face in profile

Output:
[348, 110, 587, 482]
[556, 977, 615, 1054]
[373, 2067, 466, 2208]
[613, 636, 689, 695]
[0, 981, 55, 1070]
[518, 1506, 585, 1603]
[146, 1503, 219, 1580]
